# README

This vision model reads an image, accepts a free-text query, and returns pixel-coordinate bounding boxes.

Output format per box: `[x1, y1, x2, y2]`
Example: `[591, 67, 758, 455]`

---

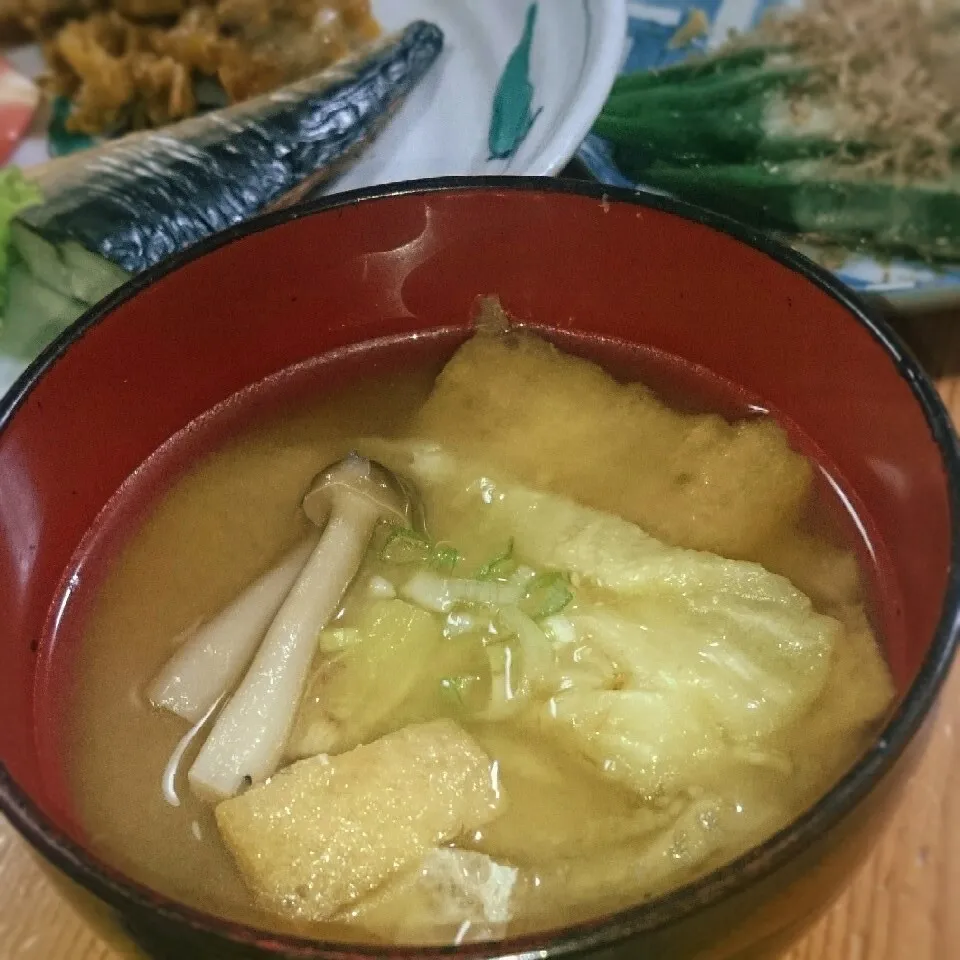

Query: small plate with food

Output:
[577, 0, 960, 309]
[0, 0, 626, 177]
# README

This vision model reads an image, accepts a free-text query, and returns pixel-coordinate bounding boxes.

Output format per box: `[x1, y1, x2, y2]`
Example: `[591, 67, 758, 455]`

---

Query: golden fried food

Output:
[0, 0, 97, 36]
[3, 0, 379, 134]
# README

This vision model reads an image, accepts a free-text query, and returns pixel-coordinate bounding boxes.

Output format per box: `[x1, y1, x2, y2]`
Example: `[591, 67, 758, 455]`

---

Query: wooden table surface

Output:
[1, 311, 958, 960]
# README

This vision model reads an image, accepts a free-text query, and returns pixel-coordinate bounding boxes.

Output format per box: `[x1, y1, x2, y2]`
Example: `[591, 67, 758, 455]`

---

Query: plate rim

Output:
[528, 0, 628, 176]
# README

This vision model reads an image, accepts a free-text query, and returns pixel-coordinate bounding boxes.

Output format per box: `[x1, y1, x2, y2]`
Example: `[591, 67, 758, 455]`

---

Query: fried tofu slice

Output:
[414, 305, 812, 560]
[215, 720, 504, 923]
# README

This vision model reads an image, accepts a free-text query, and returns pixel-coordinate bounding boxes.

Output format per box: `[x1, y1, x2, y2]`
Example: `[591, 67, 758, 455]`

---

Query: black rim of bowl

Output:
[1, 176, 959, 960]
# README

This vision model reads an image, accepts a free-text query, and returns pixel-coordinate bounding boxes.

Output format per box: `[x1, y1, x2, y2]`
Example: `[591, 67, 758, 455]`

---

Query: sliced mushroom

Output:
[188, 454, 412, 802]
[148, 537, 317, 724]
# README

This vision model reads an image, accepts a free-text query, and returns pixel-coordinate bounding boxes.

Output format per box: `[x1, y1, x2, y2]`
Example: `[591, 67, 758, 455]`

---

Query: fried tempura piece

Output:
[45, 14, 136, 131]
[113, 0, 189, 16]
[0, 0, 98, 36]
[29, 0, 380, 134]
[214, 0, 379, 100]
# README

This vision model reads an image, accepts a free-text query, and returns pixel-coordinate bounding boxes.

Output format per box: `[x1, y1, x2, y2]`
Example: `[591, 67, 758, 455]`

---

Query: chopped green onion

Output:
[379, 524, 460, 573]
[318, 627, 362, 655]
[521, 571, 573, 620]
[380, 526, 433, 565]
[432, 543, 460, 574]
[401, 571, 523, 613]
[476, 538, 517, 581]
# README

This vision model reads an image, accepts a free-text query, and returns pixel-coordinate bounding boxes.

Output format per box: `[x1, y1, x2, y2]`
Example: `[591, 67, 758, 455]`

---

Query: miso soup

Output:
[40, 303, 897, 946]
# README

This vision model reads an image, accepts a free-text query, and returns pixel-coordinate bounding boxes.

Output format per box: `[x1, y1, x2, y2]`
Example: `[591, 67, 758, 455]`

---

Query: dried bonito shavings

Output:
[751, 0, 960, 180]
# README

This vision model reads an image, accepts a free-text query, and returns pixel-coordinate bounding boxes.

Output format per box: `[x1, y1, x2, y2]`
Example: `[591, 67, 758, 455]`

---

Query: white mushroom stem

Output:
[188, 495, 387, 803]
[148, 538, 316, 723]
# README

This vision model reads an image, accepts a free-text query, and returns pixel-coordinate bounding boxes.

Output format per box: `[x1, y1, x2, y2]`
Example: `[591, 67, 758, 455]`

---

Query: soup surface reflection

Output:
[43, 308, 897, 946]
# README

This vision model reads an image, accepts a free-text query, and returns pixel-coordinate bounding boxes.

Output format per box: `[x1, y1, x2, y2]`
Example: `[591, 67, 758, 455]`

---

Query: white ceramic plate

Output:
[6, 0, 627, 182]
[576, 0, 960, 310]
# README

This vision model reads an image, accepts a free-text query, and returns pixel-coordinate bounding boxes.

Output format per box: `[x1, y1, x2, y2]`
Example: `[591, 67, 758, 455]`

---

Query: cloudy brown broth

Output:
[42, 322, 897, 945]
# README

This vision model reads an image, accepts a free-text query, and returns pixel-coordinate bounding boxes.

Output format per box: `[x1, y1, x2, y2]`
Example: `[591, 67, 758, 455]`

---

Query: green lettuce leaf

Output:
[0, 167, 42, 321]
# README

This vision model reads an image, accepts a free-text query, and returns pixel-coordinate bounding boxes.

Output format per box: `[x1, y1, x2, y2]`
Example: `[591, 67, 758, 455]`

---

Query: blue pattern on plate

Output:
[576, 0, 960, 298]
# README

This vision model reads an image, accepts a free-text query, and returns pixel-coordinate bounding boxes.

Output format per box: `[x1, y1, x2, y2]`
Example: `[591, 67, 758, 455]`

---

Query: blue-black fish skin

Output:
[20, 21, 444, 275]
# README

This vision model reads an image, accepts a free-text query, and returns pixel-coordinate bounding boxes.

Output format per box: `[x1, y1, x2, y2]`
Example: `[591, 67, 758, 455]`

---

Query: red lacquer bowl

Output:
[0, 179, 958, 960]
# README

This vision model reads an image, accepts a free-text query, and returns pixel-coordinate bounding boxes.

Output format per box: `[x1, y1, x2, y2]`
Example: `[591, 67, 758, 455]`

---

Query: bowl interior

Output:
[0, 180, 955, 950]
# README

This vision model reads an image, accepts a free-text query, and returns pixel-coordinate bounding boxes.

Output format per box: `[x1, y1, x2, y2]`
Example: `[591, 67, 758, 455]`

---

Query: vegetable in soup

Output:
[52, 300, 895, 946]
